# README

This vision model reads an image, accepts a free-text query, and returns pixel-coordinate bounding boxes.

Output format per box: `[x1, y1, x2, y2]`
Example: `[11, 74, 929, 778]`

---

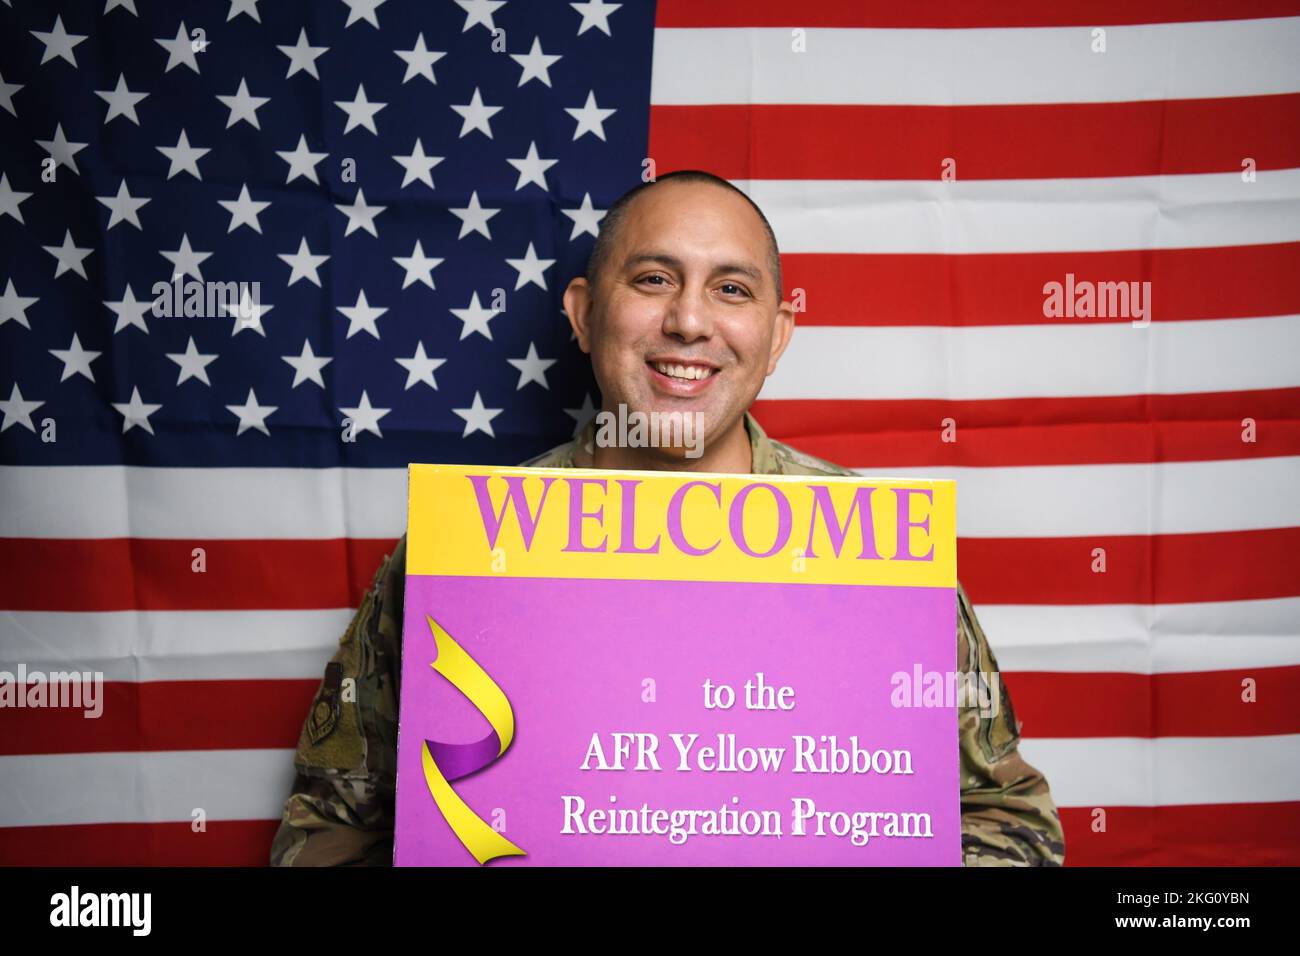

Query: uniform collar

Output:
[560, 409, 783, 475]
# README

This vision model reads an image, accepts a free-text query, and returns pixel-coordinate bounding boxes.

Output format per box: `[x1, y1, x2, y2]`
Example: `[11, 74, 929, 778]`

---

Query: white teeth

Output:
[653, 362, 713, 381]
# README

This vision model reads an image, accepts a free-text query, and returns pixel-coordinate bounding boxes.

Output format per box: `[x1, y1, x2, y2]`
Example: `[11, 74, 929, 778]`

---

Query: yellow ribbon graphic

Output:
[421, 614, 527, 864]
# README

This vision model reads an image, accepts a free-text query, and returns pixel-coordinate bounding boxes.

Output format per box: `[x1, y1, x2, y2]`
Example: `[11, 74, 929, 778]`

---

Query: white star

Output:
[566, 90, 616, 141]
[227, 388, 277, 436]
[449, 291, 499, 341]
[0, 384, 43, 433]
[166, 337, 218, 385]
[0, 173, 33, 223]
[508, 342, 556, 389]
[217, 78, 270, 129]
[156, 22, 202, 74]
[564, 393, 598, 436]
[395, 342, 446, 390]
[335, 84, 386, 134]
[32, 15, 87, 67]
[36, 124, 87, 176]
[96, 179, 150, 230]
[227, 0, 261, 23]
[50, 333, 101, 383]
[282, 339, 332, 388]
[218, 183, 270, 233]
[335, 188, 385, 237]
[222, 286, 274, 335]
[160, 234, 211, 281]
[506, 242, 555, 291]
[571, 0, 622, 36]
[278, 28, 328, 79]
[278, 237, 329, 287]
[392, 138, 443, 189]
[0, 279, 38, 329]
[341, 0, 387, 28]
[456, 0, 506, 33]
[94, 74, 149, 125]
[395, 32, 445, 84]
[105, 285, 152, 334]
[393, 240, 442, 289]
[0, 70, 22, 117]
[452, 391, 503, 438]
[104, 0, 139, 15]
[157, 130, 209, 180]
[511, 36, 562, 87]
[276, 134, 328, 184]
[507, 141, 558, 191]
[112, 386, 162, 435]
[450, 87, 502, 139]
[562, 192, 607, 239]
[43, 230, 93, 280]
[338, 289, 387, 339]
[449, 191, 500, 240]
[339, 391, 390, 439]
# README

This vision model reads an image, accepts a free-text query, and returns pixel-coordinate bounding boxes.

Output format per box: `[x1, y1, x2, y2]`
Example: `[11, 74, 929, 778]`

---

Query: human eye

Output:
[718, 281, 751, 298]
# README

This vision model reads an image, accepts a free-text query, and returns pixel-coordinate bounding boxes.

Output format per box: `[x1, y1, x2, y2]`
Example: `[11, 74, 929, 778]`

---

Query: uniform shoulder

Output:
[519, 437, 580, 468]
[770, 438, 857, 478]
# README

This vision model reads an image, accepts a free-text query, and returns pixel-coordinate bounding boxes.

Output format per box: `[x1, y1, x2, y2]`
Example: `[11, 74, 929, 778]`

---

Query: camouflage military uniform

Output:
[270, 412, 1066, 867]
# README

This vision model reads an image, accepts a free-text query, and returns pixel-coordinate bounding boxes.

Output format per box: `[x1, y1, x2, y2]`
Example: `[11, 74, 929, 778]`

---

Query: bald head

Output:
[585, 171, 783, 302]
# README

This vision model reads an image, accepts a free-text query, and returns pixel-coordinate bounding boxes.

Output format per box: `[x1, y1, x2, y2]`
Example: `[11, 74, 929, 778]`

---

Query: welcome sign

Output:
[394, 465, 960, 866]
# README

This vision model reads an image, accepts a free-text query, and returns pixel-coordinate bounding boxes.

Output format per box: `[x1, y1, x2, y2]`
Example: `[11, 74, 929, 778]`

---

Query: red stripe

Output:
[960, 528, 1300, 605]
[762, 245, 1300, 327]
[0, 680, 317, 756]
[655, 0, 1300, 28]
[2, 804, 1296, 866]
[0, 530, 1296, 611]
[0, 537, 396, 611]
[1059, 802, 1300, 866]
[0, 820, 280, 867]
[3, 667, 1297, 758]
[752, 390, 1300, 466]
[651, 97, 1300, 181]
[1003, 667, 1300, 739]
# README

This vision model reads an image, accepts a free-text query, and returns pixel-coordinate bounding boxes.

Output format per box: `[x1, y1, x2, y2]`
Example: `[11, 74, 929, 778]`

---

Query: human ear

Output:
[563, 276, 594, 354]
[765, 298, 796, 375]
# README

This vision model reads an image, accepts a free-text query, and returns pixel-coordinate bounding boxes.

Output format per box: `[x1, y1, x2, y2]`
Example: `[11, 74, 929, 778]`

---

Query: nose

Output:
[660, 283, 714, 343]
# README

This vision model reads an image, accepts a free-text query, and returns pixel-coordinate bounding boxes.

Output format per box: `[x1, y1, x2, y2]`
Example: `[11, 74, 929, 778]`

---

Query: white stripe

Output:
[0, 466, 407, 539]
[0, 610, 347, 681]
[743, 171, 1300, 254]
[859, 457, 1300, 536]
[4, 457, 1299, 540]
[978, 599, 1300, 674]
[652, 19, 1300, 105]
[3, 601, 1294, 684]
[762, 317, 1300, 400]
[3, 737, 1295, 826]
[1019, 734, 1300, 808]
[0, 749, 296, 827]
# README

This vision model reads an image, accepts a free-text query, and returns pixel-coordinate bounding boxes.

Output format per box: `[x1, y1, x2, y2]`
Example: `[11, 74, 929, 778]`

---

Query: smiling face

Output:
[563, 179, 795, 470]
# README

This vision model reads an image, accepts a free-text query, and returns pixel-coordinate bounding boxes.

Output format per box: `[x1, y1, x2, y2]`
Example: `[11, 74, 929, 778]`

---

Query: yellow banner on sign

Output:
[407, 465, 955, 588]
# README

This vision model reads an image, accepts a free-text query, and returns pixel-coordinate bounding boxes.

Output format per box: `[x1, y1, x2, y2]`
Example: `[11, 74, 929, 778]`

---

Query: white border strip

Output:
[652, 19, 1300, 105]
[761, 317, 1300, 400]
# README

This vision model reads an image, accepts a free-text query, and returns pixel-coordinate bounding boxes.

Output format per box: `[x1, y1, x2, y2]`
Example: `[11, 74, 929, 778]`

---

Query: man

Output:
[271, 170, 1066, 867]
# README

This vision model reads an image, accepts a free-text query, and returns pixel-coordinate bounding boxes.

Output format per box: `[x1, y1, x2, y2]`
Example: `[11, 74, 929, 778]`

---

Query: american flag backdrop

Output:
[0, 0, 1297, 867]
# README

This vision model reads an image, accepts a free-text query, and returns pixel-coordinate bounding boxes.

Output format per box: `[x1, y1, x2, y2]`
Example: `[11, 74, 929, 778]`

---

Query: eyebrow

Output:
[621, 252, 763, 284]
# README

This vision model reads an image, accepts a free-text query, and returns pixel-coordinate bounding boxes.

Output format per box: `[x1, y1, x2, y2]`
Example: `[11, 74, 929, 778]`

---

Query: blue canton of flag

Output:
[0, 0, 653, 468]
